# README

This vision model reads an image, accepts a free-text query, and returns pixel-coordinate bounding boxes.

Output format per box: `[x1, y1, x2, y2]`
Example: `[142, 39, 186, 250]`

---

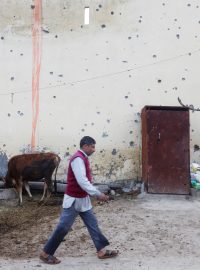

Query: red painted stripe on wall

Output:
[31, 0, 42, 150]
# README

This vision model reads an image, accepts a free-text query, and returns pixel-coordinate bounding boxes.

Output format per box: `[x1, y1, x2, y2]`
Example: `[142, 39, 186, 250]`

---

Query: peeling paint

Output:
[91, 148, 141, 182]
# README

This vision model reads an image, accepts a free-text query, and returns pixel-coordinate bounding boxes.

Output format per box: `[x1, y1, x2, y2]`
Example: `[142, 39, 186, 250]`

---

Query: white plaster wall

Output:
[0, 0, 200, 181]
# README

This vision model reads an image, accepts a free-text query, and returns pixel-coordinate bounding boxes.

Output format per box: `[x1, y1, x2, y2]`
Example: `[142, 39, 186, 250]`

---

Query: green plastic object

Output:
[195, 183, 200, 190]
[191, 180, 197, 187]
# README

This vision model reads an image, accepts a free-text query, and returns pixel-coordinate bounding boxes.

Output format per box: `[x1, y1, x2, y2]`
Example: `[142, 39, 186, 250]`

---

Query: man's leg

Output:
[42, 205, 78, 256]
[79, 209, 110, 251]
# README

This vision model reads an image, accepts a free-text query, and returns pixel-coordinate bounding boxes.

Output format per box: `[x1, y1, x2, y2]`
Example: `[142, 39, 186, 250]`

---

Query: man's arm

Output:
[71, 157, 108, 201]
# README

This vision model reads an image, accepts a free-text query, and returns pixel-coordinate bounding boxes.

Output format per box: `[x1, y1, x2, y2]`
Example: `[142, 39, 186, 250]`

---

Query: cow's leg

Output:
[40, 182, 47, 201]
[46, 178, 53, 198]
[24, 182, 32, 198]
[15, 180, 23, 205]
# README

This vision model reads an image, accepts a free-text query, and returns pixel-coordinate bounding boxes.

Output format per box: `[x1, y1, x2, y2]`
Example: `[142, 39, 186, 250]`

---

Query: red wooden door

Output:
[142, 107, 190, 194]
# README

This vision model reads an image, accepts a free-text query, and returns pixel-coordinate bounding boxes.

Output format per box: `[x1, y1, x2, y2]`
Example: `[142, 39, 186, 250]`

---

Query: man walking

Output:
[40, 136, 119, 264]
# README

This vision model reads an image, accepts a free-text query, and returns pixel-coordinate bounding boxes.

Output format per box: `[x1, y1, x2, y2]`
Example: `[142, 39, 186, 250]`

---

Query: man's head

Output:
[80, 136, 96, 156]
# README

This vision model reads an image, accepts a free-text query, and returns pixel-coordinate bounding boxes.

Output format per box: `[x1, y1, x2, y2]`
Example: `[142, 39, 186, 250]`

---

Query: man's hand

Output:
[98, 193, 109, 201]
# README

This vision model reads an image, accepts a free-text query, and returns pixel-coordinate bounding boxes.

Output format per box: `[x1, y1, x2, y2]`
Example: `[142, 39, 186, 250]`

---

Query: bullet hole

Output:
[130, 104, 133, 107]
[157, 79, 162, 83]
[111, 11, 114, 15]
[81, 25, 83, 28]
[85, 69, 88, 71]
[188, 52, 191, 56]
[153, 55, 157, 58]
[17, 111, 24, 116]
[96, 9, 99, 11]
[176, 34, 180, 39]
[122, 60, 128, 63]
[65, 152, 70, 157]
[128, 36, 132, 39]
[129, 141, 134, 147]
[192, 129, 194, 132]
[197, 5, 199, 8]
[11, 77, 14, 81]
[129, 131, 133, 134]
[107, 119, 110, 123]
[91, 123, 94, 126]
[125, 96, 128, 99]
[112, 149, 117, 155]
[134, 120, 139, 123]
[194, 144, 200, 151]
[50, 72, 53, 75]
[102, 132, 108, 138]
[174, 18, 177, 22]
[182, 77, 186, 81]
[61, 127, 64, 130]
[55, 35, 58, 38]
[136, 34, 139, 38]
[129, 75, 131, 78]
[10, 50, 13, 52]
[53, 96, 56, 98]
[70, 29, 73, 31]
[99, 4, 102, 8]
[97, 112, 100, 114]
[20, 53, 23, 56]
[1, 37, 4, 40]
[173, 87, 178, 90]
[162, 3, 165, 5]
[167, 28, 170, 31]
[187, 3, 191, 7]
[101, 24, 106, 28]
[74, 145, 76, 147]
[138, 20, 142, 23]
[164, 91, 167, 93]
[84, 124, 87, 126]
[81, 129, 85, 132]
[106, 57, 109, 60]
[3, 144, 6, 147]
[8, 113, 11, 117]
[119, 13, 122, 15]
[67, 147, 69, 150]
[58, 74, 63, 77]
[42, 29, 49, 34]
[31, 5, 35, 9]
[147, 89, 151, 91]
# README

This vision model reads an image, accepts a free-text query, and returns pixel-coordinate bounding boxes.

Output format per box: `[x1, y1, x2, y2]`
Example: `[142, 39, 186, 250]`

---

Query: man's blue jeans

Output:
[43, 204, 109, 255]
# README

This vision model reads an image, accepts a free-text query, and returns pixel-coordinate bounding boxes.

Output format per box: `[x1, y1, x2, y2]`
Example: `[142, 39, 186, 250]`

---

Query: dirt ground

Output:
[1, 192, 200, 269]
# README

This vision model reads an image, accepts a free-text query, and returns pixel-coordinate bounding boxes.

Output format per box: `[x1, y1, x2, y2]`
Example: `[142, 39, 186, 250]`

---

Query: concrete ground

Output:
[1, 193, 200, 270]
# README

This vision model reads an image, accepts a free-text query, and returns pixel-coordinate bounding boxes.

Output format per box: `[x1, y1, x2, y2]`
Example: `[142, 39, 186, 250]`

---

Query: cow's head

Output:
[0, 176, 7, 188]
[4, 174, 14, 188]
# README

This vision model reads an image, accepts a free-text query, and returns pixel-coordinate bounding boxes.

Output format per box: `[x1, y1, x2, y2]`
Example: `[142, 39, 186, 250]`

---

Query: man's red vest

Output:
[65, 150, 92, 198]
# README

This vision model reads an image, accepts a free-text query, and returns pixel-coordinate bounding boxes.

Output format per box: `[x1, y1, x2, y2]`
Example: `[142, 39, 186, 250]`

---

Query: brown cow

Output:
[5, 152, 60, 205]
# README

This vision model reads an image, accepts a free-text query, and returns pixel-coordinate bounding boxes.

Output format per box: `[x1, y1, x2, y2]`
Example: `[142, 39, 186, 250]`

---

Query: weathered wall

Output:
[0, 0, 200, 182]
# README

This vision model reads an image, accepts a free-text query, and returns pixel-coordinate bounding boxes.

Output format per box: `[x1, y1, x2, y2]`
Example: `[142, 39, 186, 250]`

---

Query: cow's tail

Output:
[54, 156, 61, 194]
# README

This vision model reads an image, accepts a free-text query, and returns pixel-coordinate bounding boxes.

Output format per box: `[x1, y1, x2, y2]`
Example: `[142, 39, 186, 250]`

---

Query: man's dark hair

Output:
[80, 136, 96, 148]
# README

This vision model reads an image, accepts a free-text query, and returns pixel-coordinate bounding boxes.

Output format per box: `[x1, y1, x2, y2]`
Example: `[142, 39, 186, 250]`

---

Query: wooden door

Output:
[142, 107, 190, 195]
